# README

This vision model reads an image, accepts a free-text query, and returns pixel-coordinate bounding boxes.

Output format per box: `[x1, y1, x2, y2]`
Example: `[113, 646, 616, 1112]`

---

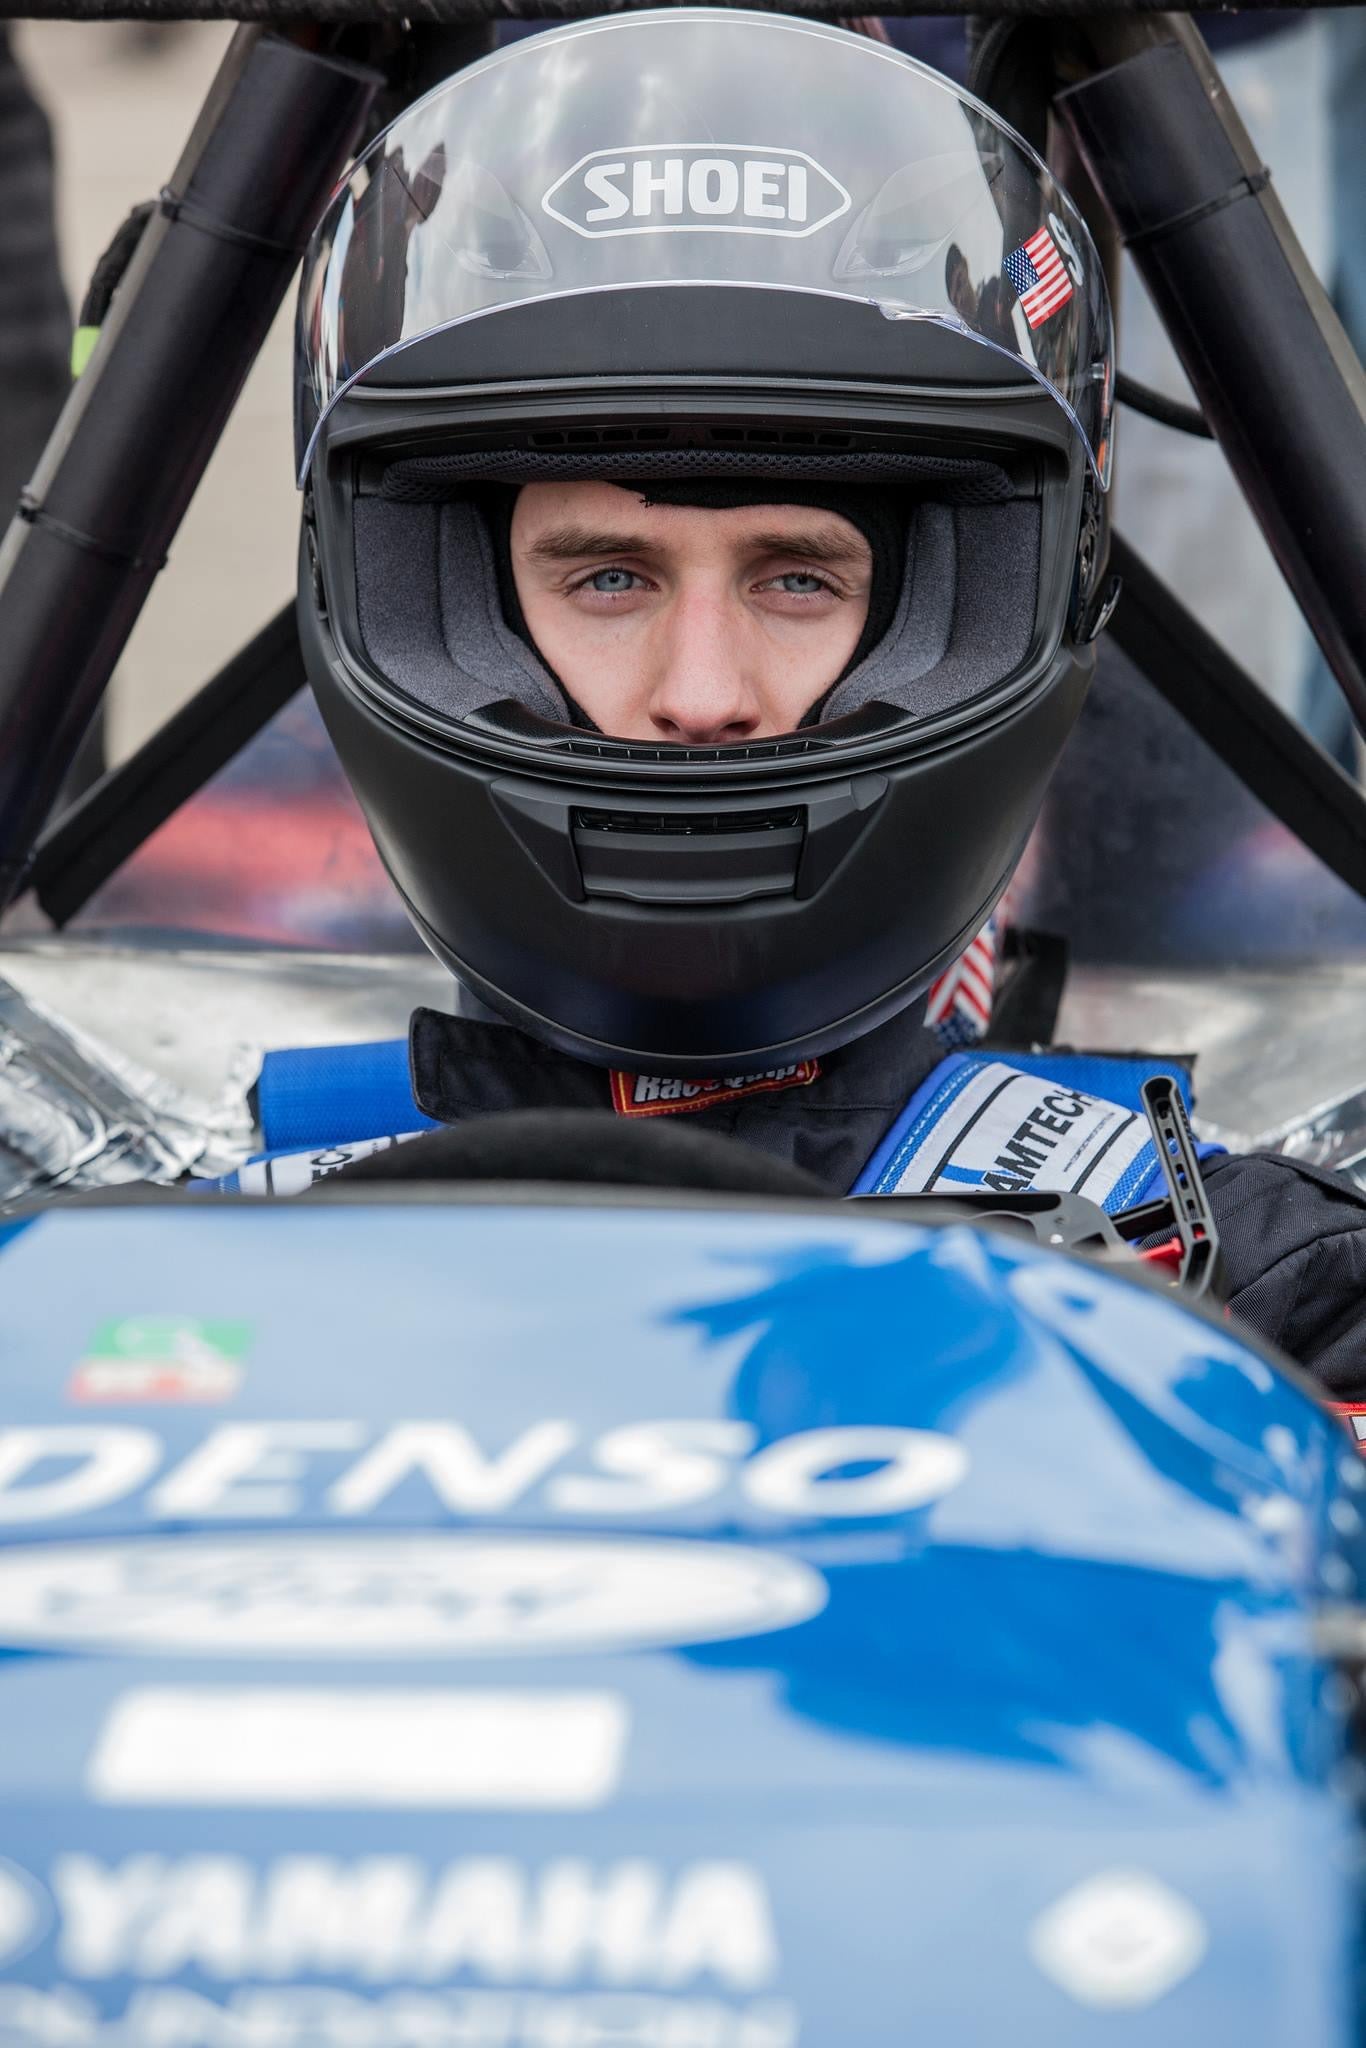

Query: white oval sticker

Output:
[0, 1533, 827, 1658]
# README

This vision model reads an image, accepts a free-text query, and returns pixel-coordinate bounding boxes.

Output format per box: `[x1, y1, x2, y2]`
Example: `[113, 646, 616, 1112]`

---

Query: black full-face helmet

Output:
[295, 9, 1115, 1076]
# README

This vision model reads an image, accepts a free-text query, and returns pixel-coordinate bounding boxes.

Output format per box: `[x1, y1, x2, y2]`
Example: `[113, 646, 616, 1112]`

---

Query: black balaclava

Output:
[483, 479, 911, 727]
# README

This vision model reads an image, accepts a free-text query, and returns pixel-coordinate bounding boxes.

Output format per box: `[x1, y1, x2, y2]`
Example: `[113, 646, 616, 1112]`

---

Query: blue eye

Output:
[776, 572, 828, 595]
[589, 568, 637, 594]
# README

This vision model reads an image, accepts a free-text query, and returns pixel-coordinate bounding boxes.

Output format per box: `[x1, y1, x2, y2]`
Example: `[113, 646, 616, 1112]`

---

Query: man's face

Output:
[509, 482, 873, 741]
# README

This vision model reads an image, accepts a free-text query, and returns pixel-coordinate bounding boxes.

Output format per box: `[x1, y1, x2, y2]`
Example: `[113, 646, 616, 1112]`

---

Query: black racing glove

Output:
[1202, 1153, 1366, 1398]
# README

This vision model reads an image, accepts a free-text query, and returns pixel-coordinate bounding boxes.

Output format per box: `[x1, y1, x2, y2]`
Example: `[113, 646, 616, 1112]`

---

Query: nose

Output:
[646, 588, 763, 744]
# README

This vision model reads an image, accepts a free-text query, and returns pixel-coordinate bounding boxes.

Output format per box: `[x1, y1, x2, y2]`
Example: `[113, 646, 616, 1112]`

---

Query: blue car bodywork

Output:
[0, 1194, 1357, 2045]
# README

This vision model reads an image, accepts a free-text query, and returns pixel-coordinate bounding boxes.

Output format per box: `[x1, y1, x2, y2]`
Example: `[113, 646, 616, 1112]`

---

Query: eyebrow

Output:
[745, 527, 870, 567]
[527, 527, 657, 561]
[525, 522, 871, 566]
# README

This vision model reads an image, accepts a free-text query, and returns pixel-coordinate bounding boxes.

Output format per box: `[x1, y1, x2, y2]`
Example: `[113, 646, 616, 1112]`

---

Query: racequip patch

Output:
[610, 1062, 820, 1118]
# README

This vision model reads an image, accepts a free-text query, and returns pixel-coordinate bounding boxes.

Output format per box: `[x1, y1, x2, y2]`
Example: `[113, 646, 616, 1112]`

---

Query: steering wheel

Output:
[317, 1109, 828, 1198]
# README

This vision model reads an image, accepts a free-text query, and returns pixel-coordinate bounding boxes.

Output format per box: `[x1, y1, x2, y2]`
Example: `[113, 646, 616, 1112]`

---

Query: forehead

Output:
[511, 480, 869, 548]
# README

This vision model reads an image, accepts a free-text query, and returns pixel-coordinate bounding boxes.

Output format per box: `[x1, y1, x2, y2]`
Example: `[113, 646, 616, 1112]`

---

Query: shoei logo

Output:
[542, 145, 851, 240]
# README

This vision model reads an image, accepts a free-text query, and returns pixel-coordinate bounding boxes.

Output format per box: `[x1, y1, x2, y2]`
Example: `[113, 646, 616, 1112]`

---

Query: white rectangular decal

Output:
[88, 1686, 629, 1809]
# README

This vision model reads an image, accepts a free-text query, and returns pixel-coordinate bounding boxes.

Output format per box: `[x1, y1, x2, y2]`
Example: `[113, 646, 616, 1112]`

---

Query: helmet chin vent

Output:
[575, 806, 802, 836]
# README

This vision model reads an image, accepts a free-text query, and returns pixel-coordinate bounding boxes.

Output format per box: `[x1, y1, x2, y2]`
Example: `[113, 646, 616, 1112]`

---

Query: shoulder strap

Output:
[189, 1037, 439, 1195]
[853, 1050, 1222, 1212]
[255, 1038, 439, 1152]
[196, 1131, 427, 1196]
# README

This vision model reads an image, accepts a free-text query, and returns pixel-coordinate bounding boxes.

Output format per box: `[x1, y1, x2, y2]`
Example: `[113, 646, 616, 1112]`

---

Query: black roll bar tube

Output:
[1106, 532, 1366, 902]
[1057, 14, 1366, 739]
[27, 602, 305, 928]
[2, 0, 1357, 20]
[0, 28, 379, 910]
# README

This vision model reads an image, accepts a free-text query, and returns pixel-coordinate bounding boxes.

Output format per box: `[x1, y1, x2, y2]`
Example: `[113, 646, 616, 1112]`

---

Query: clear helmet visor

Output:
[296, 9, 1114, 485]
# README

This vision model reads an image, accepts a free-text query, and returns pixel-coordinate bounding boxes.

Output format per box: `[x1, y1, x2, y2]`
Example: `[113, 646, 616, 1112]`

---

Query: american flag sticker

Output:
[1004, 225, 1075, 330]
[926, 918, 997, 1048]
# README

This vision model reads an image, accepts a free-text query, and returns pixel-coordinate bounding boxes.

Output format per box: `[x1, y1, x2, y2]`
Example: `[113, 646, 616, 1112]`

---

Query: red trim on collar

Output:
[1328, 1403, 1366, 1451]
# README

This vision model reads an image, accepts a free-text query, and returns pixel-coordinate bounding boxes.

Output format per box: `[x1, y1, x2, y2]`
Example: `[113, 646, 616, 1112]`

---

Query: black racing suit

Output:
[402, 1005, 1366, 1401]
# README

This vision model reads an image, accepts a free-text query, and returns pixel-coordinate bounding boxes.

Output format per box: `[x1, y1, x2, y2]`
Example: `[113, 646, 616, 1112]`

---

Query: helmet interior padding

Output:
[351, 492, 1042, 731]
[381, 446, 1018, 506]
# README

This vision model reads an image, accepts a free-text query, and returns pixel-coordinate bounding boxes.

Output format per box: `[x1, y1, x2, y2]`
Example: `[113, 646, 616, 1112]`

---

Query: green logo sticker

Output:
[68, 1318, 251, 1404]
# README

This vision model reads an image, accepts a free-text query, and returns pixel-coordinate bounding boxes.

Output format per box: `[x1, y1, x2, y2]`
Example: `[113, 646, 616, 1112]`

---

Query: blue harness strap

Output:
[853, 1051, 1225, 1212]
[188, 1038, 438, 1194]
[201, 1132, 427, 1196]
[256, 1039, 439, 1152]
